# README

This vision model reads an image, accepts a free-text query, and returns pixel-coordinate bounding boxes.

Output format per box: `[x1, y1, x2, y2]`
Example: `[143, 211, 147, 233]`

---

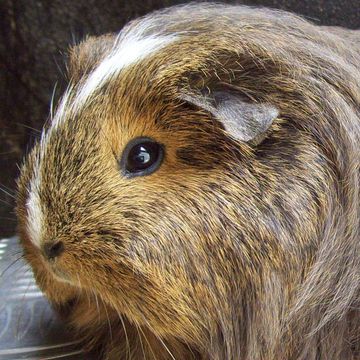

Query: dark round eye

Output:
[120, 137, 164, 177]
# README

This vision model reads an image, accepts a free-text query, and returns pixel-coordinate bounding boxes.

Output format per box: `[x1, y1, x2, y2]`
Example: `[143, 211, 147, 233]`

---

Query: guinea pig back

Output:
[16, 3, 360, 360]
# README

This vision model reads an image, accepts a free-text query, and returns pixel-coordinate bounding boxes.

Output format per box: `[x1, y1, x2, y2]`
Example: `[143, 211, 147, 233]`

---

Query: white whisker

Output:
[50, 81, 58, 121]
[136, 324, 146, 360]
[141, 317, 176, 360]
[117, 311, 131, 359]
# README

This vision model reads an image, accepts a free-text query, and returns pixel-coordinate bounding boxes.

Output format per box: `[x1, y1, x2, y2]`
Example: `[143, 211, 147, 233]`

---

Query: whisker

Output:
[2, 249, 24, 262]
[0, 183, 16, 195]
[101, 296, 113, 343]
[136, 324, 146, 360]
[115, 309, 131, 359]
[0, 150, 17, 155]
[0, 187, 16, 199]
[16, 123, 42, 134]
[142, 317, 176, 360]
[0, 254, 24, 279]
[186, 343, 197, 359]
[3, 247, 22, 254]
[53, 53, 67, 80]
[76, 273, 82, 290]
[93, 290, 101, 324]
[138, 325, 157, 360]
[0, 198, 13, 207]
[156, 334, 176, 360]
[50, 82, 58, 121]
[0, 216, 17, 222]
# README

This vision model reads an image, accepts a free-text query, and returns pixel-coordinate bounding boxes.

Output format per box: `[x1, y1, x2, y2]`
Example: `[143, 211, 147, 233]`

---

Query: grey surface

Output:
[0, 237, 84, 359]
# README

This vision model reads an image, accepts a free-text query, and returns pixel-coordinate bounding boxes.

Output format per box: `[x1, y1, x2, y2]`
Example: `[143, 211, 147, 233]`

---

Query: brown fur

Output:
[16, 3, 360, 359]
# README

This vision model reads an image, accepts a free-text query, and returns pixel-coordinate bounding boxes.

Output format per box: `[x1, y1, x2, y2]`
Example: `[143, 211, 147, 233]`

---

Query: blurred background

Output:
[1, 0, 360, 238]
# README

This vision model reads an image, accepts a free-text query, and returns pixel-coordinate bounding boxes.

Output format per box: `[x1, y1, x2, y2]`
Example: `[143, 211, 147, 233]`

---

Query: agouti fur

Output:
[17, 3, 360, 359]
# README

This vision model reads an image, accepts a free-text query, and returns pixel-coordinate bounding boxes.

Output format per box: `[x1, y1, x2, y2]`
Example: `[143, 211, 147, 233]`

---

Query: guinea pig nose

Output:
[43, 240, 64, 260]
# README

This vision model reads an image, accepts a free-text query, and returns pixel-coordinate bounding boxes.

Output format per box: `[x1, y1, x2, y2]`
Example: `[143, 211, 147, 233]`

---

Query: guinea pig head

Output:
[16, 5, 359, 358]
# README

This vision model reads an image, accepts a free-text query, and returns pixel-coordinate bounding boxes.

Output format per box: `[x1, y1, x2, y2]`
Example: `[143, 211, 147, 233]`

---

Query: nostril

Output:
[43, 241, 64, 260]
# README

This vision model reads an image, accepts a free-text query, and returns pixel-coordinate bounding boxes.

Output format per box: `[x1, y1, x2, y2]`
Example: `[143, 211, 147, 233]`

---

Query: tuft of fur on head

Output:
[17, 3, 360, 360]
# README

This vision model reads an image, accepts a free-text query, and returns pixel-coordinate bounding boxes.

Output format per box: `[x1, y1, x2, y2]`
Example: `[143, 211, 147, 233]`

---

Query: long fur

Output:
[17, 3, 360, 359]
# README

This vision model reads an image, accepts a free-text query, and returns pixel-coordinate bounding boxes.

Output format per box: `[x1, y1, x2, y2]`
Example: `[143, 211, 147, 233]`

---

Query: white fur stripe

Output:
[48, 34, 178, 131]
[51, 86, 72, 130]
[26, 157, 43, 248]
[72, 34, 178, 112]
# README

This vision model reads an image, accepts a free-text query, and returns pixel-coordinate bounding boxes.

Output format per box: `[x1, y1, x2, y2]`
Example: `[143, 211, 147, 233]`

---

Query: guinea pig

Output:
[16, 3, 360, 360]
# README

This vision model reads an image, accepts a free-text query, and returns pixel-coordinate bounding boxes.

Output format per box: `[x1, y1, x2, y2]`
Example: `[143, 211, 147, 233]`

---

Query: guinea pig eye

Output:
[120, 137, 164, 177]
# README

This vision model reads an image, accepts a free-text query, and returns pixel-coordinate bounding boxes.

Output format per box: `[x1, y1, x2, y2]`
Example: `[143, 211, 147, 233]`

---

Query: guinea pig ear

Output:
[180, 88, 279, 144]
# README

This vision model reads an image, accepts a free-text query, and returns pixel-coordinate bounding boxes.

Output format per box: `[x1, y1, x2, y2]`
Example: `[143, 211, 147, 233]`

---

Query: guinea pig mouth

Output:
[46, 263, 74, 285]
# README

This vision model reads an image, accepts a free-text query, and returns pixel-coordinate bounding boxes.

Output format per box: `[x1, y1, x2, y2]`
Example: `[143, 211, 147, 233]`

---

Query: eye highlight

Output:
[120, 137, 164, 177]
